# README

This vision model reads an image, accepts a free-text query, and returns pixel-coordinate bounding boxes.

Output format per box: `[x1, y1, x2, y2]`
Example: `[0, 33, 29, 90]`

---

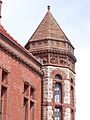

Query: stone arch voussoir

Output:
[50, 68, 67, 80]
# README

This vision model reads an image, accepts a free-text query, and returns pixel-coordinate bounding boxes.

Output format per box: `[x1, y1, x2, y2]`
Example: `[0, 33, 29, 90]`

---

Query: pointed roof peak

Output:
[47, 5, 50, 11]
[26, 6, 71, 45]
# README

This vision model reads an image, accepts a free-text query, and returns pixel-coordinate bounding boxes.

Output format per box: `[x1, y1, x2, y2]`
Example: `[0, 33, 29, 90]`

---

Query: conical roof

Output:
[28, 6, 70, 43]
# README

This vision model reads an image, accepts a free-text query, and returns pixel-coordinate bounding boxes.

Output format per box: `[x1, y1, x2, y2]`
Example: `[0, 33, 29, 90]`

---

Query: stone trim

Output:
[43, 101, 75, 110]
[43, 64, 76, 74]
[50, 68, 67, 80]
[31, 49, 76, 62]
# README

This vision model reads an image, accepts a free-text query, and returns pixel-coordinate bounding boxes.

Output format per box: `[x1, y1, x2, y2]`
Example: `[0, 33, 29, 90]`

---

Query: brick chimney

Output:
[0, 0, 2, 24]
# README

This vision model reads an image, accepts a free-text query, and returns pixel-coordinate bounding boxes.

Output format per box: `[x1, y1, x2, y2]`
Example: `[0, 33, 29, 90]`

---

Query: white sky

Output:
[1, 0, 90, 119]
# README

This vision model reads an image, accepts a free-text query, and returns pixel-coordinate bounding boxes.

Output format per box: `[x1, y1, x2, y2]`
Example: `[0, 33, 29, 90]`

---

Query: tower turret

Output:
[25, 6, 76, 120]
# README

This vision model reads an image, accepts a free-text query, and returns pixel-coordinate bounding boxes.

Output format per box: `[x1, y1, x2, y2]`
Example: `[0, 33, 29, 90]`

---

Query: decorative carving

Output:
[50, 54, 58, 64]
[60, 59, 66, 65]
[49, 40, 54, 46]
[59, 54, 67, 59]
[37, 41, 42, 45]
[43, 57, 48, 64]
[43, 40, 48, 44]
[31, 42, 36, 46]
[31, 46, 75, 72]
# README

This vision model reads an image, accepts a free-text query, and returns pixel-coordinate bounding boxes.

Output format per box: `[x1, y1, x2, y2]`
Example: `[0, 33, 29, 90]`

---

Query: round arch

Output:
[50, 68, 67, 80]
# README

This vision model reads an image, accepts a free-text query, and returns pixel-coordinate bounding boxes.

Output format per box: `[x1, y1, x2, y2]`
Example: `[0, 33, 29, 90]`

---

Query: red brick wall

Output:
[0, 46, 42, 120]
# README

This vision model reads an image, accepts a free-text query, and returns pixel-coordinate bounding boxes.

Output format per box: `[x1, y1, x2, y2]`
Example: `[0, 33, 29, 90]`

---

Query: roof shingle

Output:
[28, 8, 70, 43]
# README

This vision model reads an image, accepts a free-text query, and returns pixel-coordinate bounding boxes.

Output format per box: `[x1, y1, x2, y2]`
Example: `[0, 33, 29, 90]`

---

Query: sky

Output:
[1, 0, 90, 119]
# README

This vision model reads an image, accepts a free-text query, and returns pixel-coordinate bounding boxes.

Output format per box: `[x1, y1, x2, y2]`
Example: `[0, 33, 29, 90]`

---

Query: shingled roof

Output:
[27, 6, 71, 44]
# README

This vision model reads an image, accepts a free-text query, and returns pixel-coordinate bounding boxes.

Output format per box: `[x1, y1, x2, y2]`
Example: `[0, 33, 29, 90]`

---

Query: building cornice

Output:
[27, 38, 74, 49]
[0, 31, 41, 67]
[0, 33, 43, 76]
[30, 49, 77, 62]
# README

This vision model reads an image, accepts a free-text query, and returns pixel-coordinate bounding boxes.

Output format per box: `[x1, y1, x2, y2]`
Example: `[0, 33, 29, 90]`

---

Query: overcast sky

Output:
[1, 0, 90, 119]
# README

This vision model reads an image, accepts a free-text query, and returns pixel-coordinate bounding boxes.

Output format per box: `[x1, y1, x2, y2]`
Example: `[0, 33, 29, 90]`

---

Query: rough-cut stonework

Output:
[63, 108, 71, 120]
[42, 66, 76, 120]
[42, 66, 53, 120]
[63, 80, 70, 104]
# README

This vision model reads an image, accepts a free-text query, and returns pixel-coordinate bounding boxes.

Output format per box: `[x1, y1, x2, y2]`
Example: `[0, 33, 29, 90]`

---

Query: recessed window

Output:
[71, 110, 74, 120]
[24, 82, 29, 96]
[1, 69, 8, 120]
[23, 97, 28, 107]
[55, 107, 61, 120]
[30, 100, 34, 120]
[2, 70, 8, 84]
[30, 87, 35, 99]
[23, 97, 28, 120]
[55, 83, 62, 103]
[23, 82, 29, 120]
[71, 86, 74, 106]
[55, 74, 62, 80]
[30, 101, 34, 110]
[23, 82, 35, 120]
[1, 86, 7, 120]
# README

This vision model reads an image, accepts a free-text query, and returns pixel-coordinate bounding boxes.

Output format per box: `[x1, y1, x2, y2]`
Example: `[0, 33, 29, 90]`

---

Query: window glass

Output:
[55, 108, 61, 120]
[55, 84, 61, 103]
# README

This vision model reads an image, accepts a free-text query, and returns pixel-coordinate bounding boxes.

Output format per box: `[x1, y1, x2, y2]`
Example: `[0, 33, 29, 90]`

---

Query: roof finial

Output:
[0, 0, 2, 24]
[47, 5, 50, 11]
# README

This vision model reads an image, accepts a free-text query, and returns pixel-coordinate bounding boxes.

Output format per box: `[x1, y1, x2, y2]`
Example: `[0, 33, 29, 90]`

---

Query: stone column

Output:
[42, 66, 53, 120]
[63, 80, 71, 120]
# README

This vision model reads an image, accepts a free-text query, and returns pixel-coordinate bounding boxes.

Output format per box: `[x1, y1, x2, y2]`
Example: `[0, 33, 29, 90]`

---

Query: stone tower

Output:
[25, 6, 76, 120]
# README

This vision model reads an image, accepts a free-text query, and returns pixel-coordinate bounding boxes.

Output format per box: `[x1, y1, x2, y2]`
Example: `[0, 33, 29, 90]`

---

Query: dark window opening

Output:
[30, 87, 35, 99]
[0, 100, 2, 119]
[2, 70, 8, 85]
[30, 101, 34, 110]
[71, 86, 74, 106]
[30, 101, 34, 120]
[24, 83, 29, 96]
[23, 97, 28, 120]
[1, 86, 7, 120]
[71, 110, 74, 120]
[55, 74, 62, 80]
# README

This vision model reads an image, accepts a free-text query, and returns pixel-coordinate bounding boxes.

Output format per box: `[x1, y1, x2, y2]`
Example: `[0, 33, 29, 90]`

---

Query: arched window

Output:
[54, 74, 62, 120]
[55, 74, 62, 80]
[55, 83, 62, 103]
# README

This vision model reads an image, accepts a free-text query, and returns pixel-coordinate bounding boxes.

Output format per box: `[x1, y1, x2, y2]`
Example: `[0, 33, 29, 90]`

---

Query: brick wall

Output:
[0, 42, 42, 120]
